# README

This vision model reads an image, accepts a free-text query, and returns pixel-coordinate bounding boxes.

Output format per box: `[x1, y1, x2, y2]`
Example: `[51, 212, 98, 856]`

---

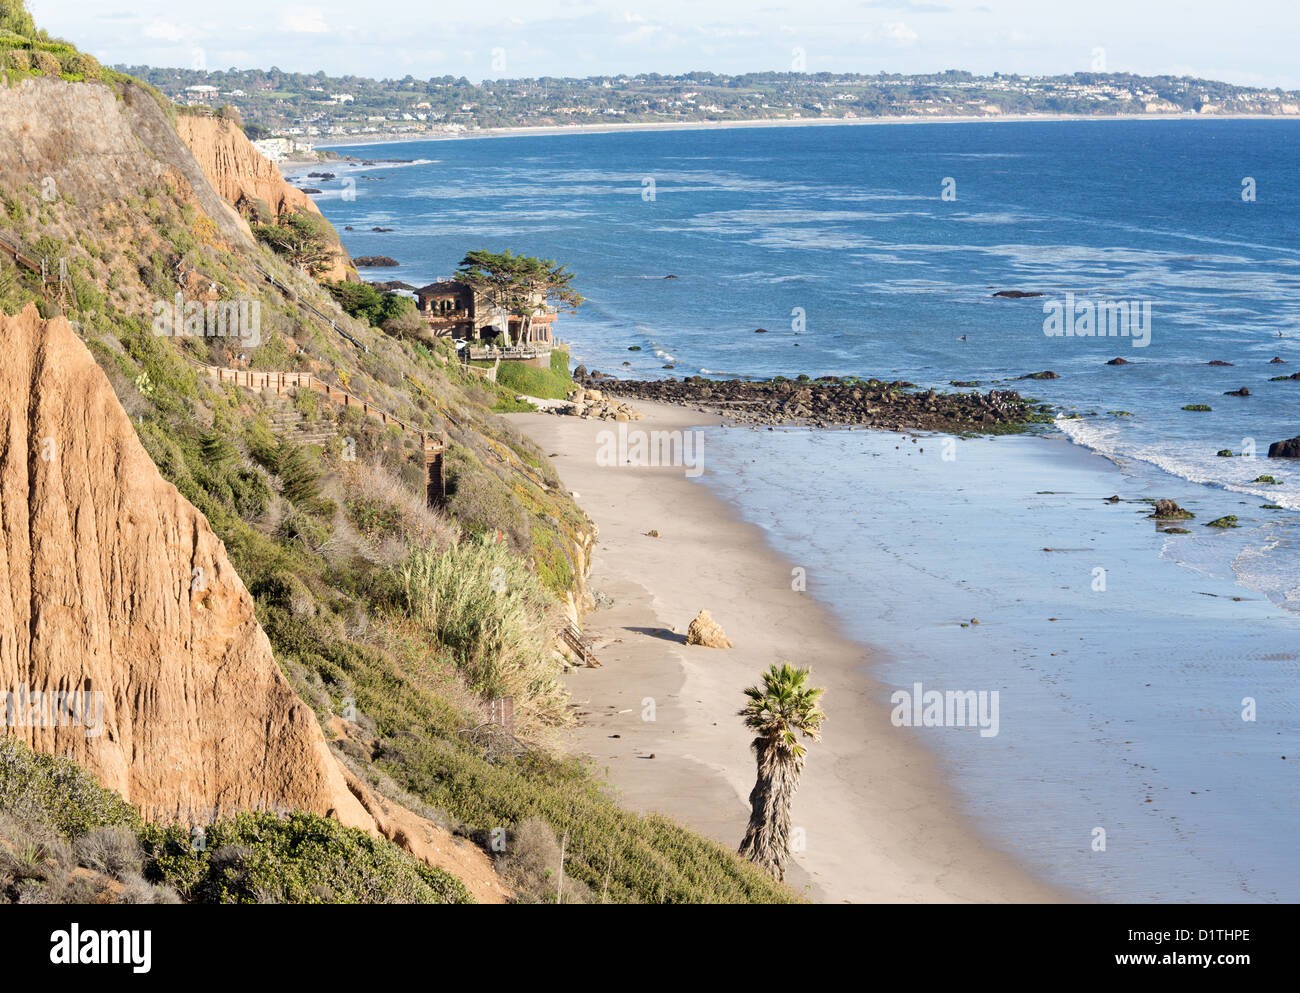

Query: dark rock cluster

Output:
[578, 373, 1047, 433]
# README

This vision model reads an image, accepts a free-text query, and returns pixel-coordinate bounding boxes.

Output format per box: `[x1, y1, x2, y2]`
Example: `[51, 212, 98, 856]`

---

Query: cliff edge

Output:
[174, 114, 355, 283]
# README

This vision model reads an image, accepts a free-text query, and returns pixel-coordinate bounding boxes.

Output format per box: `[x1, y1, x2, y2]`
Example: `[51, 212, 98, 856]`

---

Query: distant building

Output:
[183, 84, 219, 105]
[251, 137, 314, 162]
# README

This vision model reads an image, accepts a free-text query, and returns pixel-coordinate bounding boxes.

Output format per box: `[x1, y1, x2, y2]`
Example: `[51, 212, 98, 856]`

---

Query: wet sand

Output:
[513, 400, 1070, 903]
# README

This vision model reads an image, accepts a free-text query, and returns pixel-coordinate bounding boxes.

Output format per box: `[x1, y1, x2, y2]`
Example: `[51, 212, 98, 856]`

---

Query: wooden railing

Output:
[205, 367, 313, 394]
[0, 231, 64, 290]
[561, 623, 599, 667]
[462, 344, 552, 362]
[250, 261, 367, 351]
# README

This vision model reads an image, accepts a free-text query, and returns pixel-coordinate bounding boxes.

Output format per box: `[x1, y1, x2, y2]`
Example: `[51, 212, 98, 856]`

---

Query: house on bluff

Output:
[413, 279, 556, 367]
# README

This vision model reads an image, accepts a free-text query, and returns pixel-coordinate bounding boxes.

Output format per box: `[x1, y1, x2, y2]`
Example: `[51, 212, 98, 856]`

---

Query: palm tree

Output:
[737, 662, 825, 880]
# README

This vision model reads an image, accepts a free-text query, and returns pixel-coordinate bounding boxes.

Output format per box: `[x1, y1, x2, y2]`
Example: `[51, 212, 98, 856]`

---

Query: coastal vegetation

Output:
[0, 1, 797, 903]
[326, 278, 419, 331]
[0, 738, 470, 904]
[396, 535, 569, 730]
[737, 663, 825, 880]
[483, 348, 576, 400]
[253, 208, 337, 275]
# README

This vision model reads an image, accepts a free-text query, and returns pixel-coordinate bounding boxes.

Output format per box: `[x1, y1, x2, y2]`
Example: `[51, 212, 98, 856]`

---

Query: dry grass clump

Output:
[341, 458, 457, 564]
[0, 815, 178, 905]
[494, 816, 593, 904]
[396, 535, 568, 732]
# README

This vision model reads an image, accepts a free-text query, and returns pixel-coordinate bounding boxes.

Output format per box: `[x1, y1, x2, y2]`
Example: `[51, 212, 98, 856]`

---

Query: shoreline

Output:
[310, 111, 1300, 149]
[514, 400, 1071, 903]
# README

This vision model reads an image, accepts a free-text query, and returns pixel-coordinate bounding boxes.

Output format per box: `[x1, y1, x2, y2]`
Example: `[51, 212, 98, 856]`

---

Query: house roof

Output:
[414, 280, 471, 297]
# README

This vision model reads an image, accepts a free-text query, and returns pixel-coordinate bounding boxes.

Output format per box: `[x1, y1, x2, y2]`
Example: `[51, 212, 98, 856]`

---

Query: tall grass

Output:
[396, 536, 569, 731]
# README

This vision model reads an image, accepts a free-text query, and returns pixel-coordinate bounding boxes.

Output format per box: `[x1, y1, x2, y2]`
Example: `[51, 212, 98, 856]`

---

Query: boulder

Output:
[1149, 499, 1193, 520]
[685, 609, 733, 649]
[1268, 436, 1300, 458]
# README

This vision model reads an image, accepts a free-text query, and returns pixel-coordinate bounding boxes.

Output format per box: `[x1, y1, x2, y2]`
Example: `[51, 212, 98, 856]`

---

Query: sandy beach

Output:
[513, 400, 1069, 903]
[309, 110, 1294, 151]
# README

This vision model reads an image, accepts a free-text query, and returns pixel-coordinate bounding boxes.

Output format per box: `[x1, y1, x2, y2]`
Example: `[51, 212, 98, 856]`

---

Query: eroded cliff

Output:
[0, 303, 507, 900]
[174, 114, 355, 282]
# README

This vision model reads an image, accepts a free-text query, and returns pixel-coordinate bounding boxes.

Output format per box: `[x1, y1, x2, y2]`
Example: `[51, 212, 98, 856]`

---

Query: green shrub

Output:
[325, 280, 415, 328]
[137, 810, 472, 904]
[0, 738, 139, 838]
[276, 442, 323, 505]
[30, 48, 57, 76]
[0, 1, 38, 36]
[492, 352, 574, 400]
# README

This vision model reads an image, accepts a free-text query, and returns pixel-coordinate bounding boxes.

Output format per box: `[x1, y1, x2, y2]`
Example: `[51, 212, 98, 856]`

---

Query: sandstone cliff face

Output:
[0, 305, 506, 900]
[174, 115, 355, 283]
[0, 305, 368, 825]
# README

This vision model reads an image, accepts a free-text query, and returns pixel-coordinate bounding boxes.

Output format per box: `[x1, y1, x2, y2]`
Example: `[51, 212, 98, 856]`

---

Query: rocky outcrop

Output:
[686, 609, 733, 649]
[585, 375, 1044, 432]
[1149, 499, 1194, 520]
[174, 114, 355, 282]
[1268, 437, 1300, 458]
[0, 306, 370, 827]
[553, 388, 644, 421]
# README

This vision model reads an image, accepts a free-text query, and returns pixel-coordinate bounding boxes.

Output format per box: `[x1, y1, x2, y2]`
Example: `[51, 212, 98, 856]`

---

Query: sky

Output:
[28, 1, 1300, 89]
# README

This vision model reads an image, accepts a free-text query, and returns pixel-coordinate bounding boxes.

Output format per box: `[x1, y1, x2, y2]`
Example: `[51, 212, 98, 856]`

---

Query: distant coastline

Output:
[309, 110, 1300, 149]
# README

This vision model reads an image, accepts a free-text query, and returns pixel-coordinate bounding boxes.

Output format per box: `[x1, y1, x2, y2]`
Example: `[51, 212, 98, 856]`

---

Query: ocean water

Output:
[313, 120, 1300, 901]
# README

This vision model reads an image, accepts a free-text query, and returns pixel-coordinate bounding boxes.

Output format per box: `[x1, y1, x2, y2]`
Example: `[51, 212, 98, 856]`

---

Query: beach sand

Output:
[513, 400, 1069, 904]
[309, 111, 1290, 151]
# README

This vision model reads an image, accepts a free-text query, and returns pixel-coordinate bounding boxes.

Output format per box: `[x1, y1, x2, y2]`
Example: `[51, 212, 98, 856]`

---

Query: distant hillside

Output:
[117, 64, 1300, 140]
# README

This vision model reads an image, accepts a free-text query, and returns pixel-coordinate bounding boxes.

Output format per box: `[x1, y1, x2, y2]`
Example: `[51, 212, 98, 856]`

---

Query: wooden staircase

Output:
[205, 365, 448, 507]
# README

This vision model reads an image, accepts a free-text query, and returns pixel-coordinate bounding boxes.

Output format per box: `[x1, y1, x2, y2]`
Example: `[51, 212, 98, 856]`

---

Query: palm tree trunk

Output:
[737, 737, 803, 880]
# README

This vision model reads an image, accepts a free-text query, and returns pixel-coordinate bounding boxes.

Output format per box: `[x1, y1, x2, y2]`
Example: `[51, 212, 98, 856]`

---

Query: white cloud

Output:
[142, 19, 185, 42]
[864, 20, 919, 46]
[882, 21, 918, 45]
[278, 6, 330, 34]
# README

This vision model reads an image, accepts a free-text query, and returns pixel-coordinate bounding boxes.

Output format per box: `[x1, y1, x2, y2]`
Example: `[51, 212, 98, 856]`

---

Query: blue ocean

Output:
[311, 120, 1300, 902]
